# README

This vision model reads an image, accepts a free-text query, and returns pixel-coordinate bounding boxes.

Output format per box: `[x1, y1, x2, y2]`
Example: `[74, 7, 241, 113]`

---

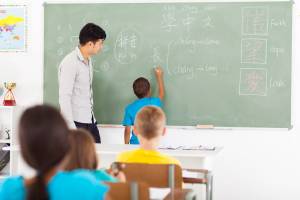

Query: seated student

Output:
[123, 67, 165, 144]
[63, 129, 125, 182]
[0, 105, 108, 200]
[117, 106, 180, 165]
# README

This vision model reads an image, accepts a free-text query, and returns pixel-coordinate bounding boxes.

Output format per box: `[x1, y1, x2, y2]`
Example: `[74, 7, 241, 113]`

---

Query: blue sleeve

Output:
[0, 180, 6, 200]
[153, 97, 162, 107]
[95, 183, 109, 200]
[122, 107, 133, 126]
[0, 176, 24, 200]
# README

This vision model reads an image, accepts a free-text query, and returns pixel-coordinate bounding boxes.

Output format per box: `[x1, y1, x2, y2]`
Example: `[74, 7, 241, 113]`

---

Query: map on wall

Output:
[0, 5, 26, 52]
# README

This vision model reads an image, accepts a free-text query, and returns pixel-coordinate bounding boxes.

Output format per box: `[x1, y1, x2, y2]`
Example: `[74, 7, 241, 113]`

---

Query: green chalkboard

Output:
[44, 2, 292, 128]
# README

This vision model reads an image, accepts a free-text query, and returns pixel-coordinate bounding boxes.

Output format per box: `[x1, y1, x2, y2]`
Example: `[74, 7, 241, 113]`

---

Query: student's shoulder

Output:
[133, 97, 162, 107]
[51, 170, 109, 198]
[116, 149, 137, 162]
[0, 176, 24, 189]
[124, 102, 133, 110]
[54, 169, 99, 183]
[124, 99, 140, 111]
[159, 153, 181, 166]
[149, 97, 162, 106]
[117, 150, 133, 158]
[0, 176, 24, 199]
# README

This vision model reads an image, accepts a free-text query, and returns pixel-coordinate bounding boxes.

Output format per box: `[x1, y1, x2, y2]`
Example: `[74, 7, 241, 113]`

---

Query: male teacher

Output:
[58, 23, 106, 143]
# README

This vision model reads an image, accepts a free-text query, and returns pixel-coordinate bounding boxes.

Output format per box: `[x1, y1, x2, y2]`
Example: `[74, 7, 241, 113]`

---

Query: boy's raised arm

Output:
[154, 66, 165, 101]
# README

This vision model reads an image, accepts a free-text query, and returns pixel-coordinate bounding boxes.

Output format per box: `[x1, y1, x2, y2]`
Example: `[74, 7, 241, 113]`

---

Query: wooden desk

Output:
[95, 144, 221, 170]
[4, 144, 221, 174]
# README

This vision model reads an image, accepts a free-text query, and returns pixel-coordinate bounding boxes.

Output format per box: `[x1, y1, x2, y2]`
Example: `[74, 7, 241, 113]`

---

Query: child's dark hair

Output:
[79, 23, 106, 45]
[19, 105, 70, 200]
[133, 77, 150, 99]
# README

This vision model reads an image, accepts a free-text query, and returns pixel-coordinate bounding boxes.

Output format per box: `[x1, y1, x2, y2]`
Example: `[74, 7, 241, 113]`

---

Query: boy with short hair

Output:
[123, 67, 164, 144]
[117, 106, 180, 165]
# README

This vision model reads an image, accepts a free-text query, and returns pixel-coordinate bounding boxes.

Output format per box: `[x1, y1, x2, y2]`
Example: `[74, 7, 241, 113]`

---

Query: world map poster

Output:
[0, 5, 26, 52]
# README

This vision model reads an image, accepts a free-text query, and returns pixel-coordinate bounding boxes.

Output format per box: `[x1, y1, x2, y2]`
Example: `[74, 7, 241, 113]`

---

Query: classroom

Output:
[0, 0, 299, 199]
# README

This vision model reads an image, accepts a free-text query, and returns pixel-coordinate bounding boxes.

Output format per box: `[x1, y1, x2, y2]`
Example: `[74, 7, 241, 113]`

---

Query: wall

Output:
[0, 0, 299, 199]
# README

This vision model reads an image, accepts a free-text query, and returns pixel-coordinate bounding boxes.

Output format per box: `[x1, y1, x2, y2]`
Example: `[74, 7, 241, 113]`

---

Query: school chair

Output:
[112, 162, 183, 189]
[105, 181, 149, 200]
[182, 168, 213, 200]
[112, 162, 212, 200]
[164, 189, 197, 200]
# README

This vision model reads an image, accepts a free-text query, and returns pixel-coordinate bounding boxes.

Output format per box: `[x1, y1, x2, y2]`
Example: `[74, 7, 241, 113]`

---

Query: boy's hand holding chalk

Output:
[154, 66, 163, 77]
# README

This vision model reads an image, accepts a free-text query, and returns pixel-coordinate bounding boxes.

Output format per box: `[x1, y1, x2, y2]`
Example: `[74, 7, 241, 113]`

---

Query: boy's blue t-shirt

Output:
[0, 169, 108, 200]
[123, 97, 162, 144]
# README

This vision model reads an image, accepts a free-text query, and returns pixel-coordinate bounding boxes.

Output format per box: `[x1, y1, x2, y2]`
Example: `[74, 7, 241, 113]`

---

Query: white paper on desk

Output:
[182, 170, 198, 178]
[182, 145, 215, 150]
[158, 145, 182, 150]
[159, 145, 215, 151]
[150, 188, 170, 200]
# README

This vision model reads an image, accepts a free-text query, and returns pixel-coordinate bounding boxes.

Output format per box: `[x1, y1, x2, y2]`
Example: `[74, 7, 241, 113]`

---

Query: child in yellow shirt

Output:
[117, 106, 180, 165]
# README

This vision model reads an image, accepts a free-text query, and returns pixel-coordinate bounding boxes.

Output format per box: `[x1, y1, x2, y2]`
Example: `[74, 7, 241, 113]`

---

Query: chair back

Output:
[106, 182, 149, 200]
[113, 162, 182, 188]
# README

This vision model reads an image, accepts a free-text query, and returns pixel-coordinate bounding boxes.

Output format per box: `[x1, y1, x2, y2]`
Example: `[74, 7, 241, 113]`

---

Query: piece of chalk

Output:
[196, 124, 214, 129]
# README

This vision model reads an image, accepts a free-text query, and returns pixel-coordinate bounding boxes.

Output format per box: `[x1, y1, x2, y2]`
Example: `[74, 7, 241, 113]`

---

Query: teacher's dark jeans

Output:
[74, 120, 101, 143]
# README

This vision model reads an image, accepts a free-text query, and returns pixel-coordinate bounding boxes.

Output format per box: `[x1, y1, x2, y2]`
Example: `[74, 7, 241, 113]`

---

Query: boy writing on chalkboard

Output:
[118, 106, 180, 165]
[123, 67, 164, 144]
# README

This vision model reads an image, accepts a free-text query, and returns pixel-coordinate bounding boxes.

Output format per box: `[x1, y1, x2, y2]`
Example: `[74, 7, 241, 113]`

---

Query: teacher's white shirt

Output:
[58, 46, 94, 128]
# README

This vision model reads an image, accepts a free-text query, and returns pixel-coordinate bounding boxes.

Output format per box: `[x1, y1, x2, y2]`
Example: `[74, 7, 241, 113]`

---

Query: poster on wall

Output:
[0, 5, 27, 52]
